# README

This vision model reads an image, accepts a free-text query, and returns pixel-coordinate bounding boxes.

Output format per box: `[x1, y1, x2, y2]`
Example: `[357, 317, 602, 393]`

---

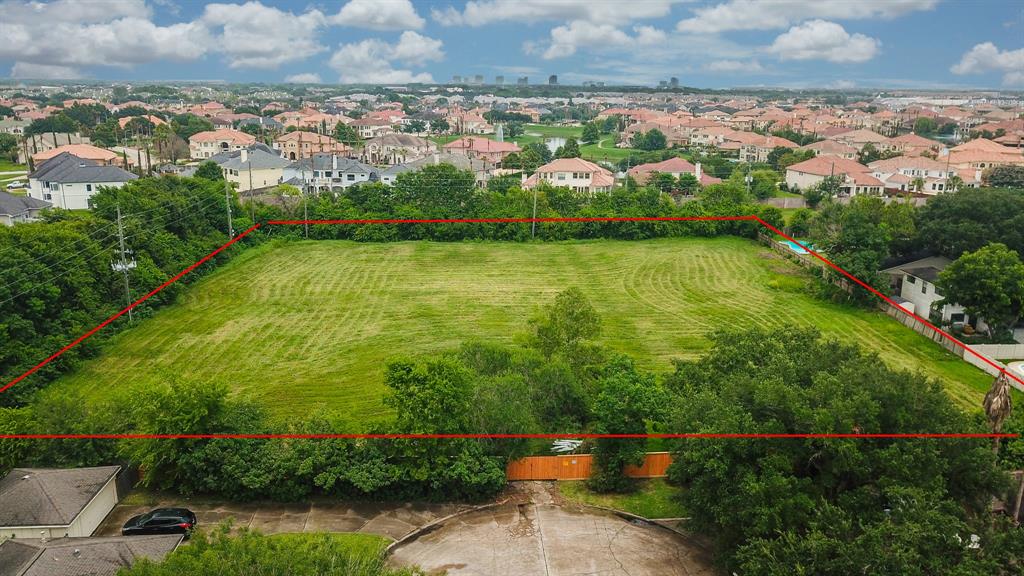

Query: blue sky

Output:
[1, 0, 1021, 89]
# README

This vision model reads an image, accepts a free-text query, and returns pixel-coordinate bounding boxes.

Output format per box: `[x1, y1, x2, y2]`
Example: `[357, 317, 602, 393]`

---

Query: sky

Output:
[0, 0, 1022, 89]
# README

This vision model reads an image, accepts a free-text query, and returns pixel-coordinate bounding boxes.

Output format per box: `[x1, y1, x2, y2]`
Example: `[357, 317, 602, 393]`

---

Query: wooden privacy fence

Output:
[506, 452, 673, 481]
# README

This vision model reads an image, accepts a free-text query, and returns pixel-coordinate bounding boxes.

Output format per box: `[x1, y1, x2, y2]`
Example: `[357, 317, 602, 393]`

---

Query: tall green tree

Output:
[938, 243, 1024, 337]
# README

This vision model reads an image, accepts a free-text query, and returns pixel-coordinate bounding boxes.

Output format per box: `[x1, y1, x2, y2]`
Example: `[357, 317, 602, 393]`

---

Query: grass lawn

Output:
[0, 160, 28, 172]
[559, 479, 686, 519]
[47, 237, 992, 423]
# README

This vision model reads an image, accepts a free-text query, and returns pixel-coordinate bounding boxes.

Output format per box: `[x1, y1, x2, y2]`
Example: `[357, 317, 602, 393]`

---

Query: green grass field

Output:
[47, 237, 992, 423]
[559, 479, 686, 519]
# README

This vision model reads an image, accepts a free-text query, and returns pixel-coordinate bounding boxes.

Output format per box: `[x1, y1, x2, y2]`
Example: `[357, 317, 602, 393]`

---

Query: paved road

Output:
[387, 502, 713, 576]
[95, 499, 470, 541]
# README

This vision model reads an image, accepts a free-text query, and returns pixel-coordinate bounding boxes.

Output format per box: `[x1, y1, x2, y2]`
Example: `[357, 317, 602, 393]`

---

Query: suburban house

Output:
[944, 138, 1024, 171]
[0, 191, 51, 226]
[188, 129, 256, 159]
[882, 256, 980, 328]
[799, 140, 858, 160]
[237, 116, 284, 132]
[626, 157, 721, 186]
[522, 158, 615, 194]
[117, 115, 167, 130]
[0, 466, 121, 539]
[785, 156, 883, 196]
[733, 133, 798, 163]
[273, 131, 351, 160]
[361, 134, 437, 166]
[283, 154, 380, 192]
[18, 133, 92, 164]
[442, 137, 520, 163]
[209, 145, 290, 192]
[868, 156, 959, 194]
[381, 152, 492, 187]
[27, 153, 138, 210]
[830, 128, 893, 152]
[350, 118, 394, 139]
[33, 144, 118, 167]
[0, 534, 182, 576]
[0, 118, 30, 135]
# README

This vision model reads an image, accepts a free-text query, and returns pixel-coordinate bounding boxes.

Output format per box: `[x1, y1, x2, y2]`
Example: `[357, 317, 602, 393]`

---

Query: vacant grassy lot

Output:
[49, 237, 991, 423]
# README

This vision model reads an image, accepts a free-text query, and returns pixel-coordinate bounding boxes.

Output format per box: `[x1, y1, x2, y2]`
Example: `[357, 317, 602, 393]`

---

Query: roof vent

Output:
[73, 549, 81, 558]
[21, 474, 31, 480]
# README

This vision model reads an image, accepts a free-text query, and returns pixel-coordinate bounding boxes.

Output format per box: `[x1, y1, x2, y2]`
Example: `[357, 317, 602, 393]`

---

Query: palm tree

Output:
[910, 176, 925, 192]
[984, 373, 1013, 454]
[945, 174, 963, 193]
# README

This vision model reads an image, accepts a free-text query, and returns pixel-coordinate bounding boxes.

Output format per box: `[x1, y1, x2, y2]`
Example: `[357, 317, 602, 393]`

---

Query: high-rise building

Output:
[658, 80, 668, 87]
[517, 76, 528, 85]
[670, 77, 679, 88]
[495, 75, 504, 86]
[452, 75, 462, 83]
[548, 75, 558, 85]
[473, 74, 484, 85]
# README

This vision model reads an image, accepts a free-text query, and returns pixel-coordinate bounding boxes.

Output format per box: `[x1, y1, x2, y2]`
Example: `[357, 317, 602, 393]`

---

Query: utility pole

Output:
[111, 205, 137, 322]
[224, 176, 234, 239]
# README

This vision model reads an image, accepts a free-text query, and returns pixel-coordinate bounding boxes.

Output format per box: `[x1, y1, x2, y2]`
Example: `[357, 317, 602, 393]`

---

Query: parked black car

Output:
[121, 508, 197, 537]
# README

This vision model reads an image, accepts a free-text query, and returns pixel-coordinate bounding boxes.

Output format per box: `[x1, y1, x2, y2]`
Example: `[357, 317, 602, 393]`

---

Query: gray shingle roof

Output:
[0, 191, 50, 217]
[0, 466, 120, 527]
[288, 153, 377, 174]
[29, 153, 137, 184]
[383, 152, 491, 176]
[0, 535, 181, 576]
[210, 145, 289, 171]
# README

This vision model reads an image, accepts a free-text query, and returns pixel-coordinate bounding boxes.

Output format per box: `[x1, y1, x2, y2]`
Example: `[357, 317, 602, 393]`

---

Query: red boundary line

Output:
[2, 216, 1019, 441]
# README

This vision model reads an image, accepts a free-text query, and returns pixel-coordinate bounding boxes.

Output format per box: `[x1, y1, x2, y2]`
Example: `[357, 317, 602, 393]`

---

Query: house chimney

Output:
[332, 155, 338, 170]
[695, 162, 702, 182]
[240, 149, 248, 163]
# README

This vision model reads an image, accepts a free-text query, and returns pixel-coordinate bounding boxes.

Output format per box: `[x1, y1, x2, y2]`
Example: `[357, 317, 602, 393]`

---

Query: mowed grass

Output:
[559, 479, 686, 519]
[48, 237, 992, 424]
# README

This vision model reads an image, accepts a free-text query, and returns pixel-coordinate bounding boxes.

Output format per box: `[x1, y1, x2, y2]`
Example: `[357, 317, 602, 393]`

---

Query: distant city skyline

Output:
[0, 0, 1021, 90]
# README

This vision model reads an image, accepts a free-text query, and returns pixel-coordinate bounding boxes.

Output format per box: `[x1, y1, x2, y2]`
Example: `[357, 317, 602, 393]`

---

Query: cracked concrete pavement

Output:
[95, 499, 470, 541]
[387, 501, 713, 576]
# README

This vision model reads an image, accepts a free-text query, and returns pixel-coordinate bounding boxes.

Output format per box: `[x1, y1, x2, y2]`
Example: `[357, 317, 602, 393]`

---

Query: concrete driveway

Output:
[95, 499, 470, 541]
[387, 502, 713, 576]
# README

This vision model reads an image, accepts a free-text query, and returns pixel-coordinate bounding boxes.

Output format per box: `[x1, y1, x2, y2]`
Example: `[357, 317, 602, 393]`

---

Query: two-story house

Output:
[27, 152, 137, 210]
[188, 129, 256, 159]
[522, 158, 615, 194]
[361, 134, 436, 166]
[283, 154, 380, 193]
[273, 131, 352, 161]
[209, 145, 291, 192]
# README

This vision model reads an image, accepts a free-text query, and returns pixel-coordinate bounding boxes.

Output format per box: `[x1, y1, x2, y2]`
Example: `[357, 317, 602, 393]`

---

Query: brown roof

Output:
[0, 467, 119, 527]
[188, 128, 255, 145]
[787, 156, 872, 177]
[33, 144, 117, 164]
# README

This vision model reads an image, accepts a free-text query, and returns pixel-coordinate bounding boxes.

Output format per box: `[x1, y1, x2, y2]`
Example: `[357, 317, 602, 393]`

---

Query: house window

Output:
[44, 193, 52, 200]
[557, 173, 566, 180]
[325, 171, 333, 177]
[347, 174, 355, 181]
[86, 184, 92, 192]
[921, 282, 928, 295]
[905, 275, 916, 284]
[951, 313, 965, 324]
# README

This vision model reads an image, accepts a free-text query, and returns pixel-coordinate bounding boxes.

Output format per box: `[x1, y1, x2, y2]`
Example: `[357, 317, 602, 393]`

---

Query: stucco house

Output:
[881, 256, 984, 329]
[273, 131, 351, 160]
[0, 466, 121, 539]
[188, 129, 256, 159]
[626, 157, 720, 186]
[361, 134, 436, 166]
[785, 156, 883, 196]
[442, 137, 520, 163]
[209, 145, 290, 192]
[522, 158, 615, 194]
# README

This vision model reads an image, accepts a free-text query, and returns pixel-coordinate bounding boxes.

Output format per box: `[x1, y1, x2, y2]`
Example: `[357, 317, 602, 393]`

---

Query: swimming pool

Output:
[781, 240, 813, 255]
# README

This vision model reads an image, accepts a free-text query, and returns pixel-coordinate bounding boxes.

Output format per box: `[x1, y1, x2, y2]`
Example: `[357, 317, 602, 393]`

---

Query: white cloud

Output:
[831, 79, 856, 89]
[284, 73, 323, 83]
[332, 0, 424, 30]
[0, 15, 211, 74]
[706, 59, 764, 72]
[433, 0, 679, 26]
[768, 20, 880, 63]
[201, 2, 328, 69]
[677, 0, 937, 33]
[329, 31, 443, 84]
[539, 21, 669, 59]
[951, 42, 1024, 86]
[10, 62, 82, 79]
[1, 0, 151, 24]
